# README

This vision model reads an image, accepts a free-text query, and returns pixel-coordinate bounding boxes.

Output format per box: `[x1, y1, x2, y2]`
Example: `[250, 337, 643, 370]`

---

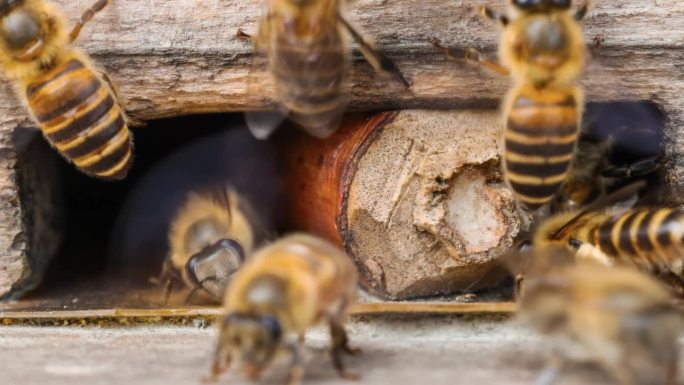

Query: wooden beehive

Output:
[0, 0, 682, 299]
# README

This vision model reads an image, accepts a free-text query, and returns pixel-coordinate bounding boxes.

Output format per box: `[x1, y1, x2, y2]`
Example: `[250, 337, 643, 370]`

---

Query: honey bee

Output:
[550, 136, 613, 212]
[241, 0, 409, 140]
[432, 0, 590, 209]
[534, 181, 684, 293]
[209, 233, 359, 384]
[552, 139, 663, 213]
[0, 0, 135, 180]
[519, 253, 682, 385]
[158, 187, 259, 302]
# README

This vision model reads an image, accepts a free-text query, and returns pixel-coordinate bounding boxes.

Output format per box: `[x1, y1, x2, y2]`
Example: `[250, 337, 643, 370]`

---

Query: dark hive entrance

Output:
[16, 113, 278, 309]
[3, 102, 668, 311]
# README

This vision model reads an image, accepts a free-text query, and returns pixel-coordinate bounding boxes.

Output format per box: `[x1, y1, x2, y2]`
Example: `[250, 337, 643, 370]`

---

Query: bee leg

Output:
[575, 1, 591, 22]
[151, 259, 177, 305]
[329, 319, 361, 381]
[337, 15, 411, 88]
[328, 296, 361, 380]
[68, 0, 110, 43]
[286, 342, 305, 385]
[514, 274, 525, 301]
[430, 38, 510, 76]
[601, 155, 661, 178]
[474, 5, 509, 26]
[182, 287, 202, 304]
[97, 70, 146, 127]
[205, 345, 232, 383]
[657, 270, 684, 298]
[463, 48, 511, 76]
[235, 29, 252, 40]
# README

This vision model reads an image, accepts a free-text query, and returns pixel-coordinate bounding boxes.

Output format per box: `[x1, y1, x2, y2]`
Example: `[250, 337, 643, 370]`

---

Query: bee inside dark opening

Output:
[13, 113, 285, 306]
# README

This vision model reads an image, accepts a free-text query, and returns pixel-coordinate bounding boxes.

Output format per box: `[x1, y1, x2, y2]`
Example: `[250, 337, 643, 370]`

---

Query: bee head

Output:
[511, 0, 571, 12]
[218, 313, 282, 377]
[0, 2, 44, 60]
[185, 238, 245, 300]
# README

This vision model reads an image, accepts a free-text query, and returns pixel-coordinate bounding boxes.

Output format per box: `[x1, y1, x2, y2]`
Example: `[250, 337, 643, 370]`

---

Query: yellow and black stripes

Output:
[504, 86, 580, 209]
[271, 29, 347, 137]
[589, 208, 684, 270]
[25, 57, 132, 180]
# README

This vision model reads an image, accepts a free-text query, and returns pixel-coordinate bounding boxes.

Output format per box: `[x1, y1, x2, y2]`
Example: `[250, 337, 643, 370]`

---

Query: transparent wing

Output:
[245, 109, 288, 140]
[240, 13, 288, 140]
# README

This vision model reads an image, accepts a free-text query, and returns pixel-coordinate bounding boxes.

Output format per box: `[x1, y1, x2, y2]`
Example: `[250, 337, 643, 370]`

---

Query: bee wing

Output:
[245, 109, 288, 140]
[240, 13, 288, 140]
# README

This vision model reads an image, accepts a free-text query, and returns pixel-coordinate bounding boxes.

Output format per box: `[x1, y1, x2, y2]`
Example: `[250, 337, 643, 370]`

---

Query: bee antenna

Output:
[550, 180, 647, 240]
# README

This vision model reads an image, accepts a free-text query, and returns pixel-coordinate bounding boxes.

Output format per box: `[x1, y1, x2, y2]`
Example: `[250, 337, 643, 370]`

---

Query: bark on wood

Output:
[0, 0, 683, 297]
[0, 130, 64, 299]
[286, 110, 530, 299]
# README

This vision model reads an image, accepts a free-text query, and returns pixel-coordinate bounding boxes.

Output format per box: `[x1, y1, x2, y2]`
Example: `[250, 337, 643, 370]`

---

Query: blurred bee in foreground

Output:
[240, 0, 410, 140]
[158, 187, 259, 303]
[209, 233, 359, 385]
[534, 181, 684, 294]
[432, 0, 590, 209]
[0, 0, 136, 180]
[519, 248, 682, 385]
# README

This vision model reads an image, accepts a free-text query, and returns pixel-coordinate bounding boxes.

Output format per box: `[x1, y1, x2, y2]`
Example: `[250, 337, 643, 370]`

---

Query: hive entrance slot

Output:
[0, 102, 669, 315]
[11, 113, 247, 311]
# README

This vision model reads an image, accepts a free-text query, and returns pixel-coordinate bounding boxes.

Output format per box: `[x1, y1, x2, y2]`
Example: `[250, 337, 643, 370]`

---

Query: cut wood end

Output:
[345, 110, 528, 299]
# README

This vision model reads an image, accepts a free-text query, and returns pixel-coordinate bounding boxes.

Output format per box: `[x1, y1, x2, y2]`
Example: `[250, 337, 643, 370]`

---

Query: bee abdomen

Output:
[26, 58, 132, 180]
[504, 89, 579, 209]
[272, 38, 347, 135]
[591, 208, 684, 270]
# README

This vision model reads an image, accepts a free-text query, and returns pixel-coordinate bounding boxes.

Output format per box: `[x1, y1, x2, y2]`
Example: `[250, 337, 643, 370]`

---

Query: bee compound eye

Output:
[1, 9, 40, 51]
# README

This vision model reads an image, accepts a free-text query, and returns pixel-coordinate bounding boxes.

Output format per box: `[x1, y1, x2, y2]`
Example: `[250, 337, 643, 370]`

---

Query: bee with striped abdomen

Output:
[519, 252, 682, 385]
[432, 0, 589, 209]
[241, 0, 409, 140]
[535, 181, 684, 293]
[158, 187, 260, 303]
[208, 233, 359, 385]
[0, 0, 135, 180]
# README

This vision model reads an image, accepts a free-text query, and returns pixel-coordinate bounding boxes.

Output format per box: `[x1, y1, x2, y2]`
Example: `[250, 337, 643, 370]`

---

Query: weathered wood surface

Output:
[0, 0, 680, 119]
[26, 0, 684, 179]
[286, 110, 529, 299]
[0, 0, 683, 298]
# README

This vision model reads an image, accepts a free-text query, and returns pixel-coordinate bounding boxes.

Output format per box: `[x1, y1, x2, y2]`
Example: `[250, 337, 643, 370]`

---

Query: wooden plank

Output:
[0, 0, 680, 120]
[0, 302, 516, 323]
